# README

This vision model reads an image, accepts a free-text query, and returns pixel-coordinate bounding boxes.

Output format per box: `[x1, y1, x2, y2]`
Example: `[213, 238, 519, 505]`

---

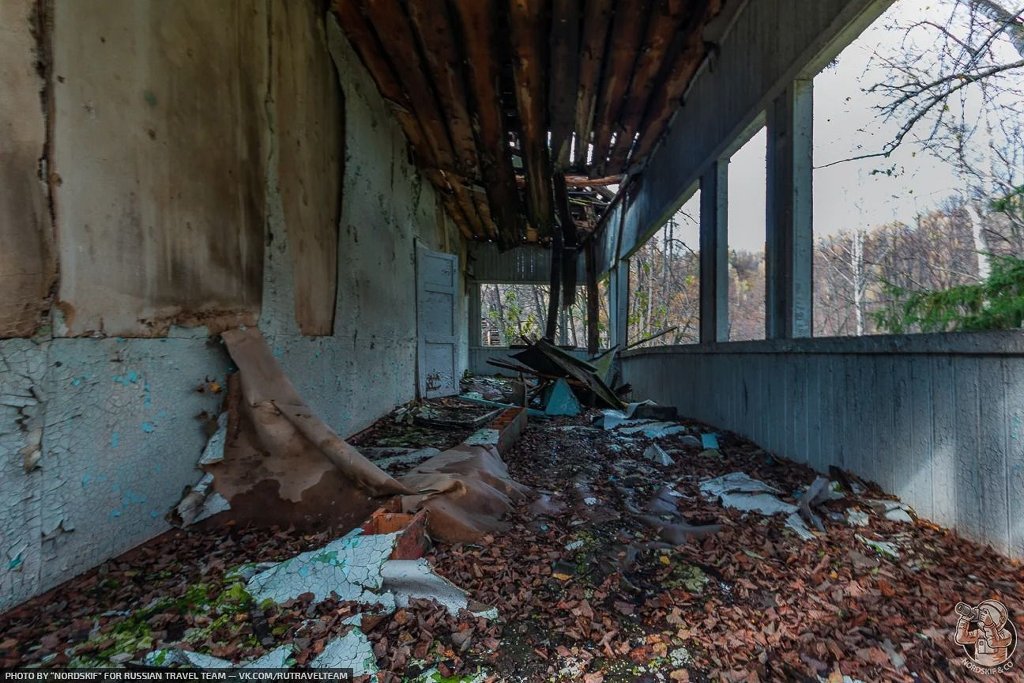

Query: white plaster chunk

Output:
[856, 534, 900, 560]
[598, 410, 627, 430]
[413, 668, 488, 682]
[785, 513, 816, 541]
[700, 472, 797, 515]
[381, 559, 498, 619]
[865, 499, 914, 523]
[176, 473, 231, 526]
[199, 413, 228, 465]
[310, 629, 377, 676]
[846, 510, 870, 527]
[247, 529, 399, 605]
[616, 421, 687, 439]
[643, 444, 674, 466]
[464, 428, 500, 447]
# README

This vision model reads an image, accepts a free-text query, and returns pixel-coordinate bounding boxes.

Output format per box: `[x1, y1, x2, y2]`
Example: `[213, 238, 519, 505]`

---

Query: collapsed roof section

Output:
[332, 0, 724, 246]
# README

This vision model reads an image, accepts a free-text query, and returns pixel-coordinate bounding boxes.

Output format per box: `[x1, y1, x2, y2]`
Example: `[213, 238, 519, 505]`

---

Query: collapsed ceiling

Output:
[333, 0, 724, 247]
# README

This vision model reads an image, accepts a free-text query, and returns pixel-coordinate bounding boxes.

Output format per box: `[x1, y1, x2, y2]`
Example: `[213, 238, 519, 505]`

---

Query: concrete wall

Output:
[620, 332, 1024, 558]
[1, 2, 465, 611]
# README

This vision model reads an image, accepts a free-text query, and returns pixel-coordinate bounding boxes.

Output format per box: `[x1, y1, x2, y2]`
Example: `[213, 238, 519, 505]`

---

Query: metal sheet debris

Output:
[542, 378, 582, 416]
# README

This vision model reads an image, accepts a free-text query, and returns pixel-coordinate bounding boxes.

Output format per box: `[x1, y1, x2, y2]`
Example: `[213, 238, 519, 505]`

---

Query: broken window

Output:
[811, 0, 1024, 336]
[626, 190, 701, 348]
[727, 126, 768, 341]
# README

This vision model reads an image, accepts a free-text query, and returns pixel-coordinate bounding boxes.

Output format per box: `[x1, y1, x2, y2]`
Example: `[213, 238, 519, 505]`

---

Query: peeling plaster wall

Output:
[1, 4, 466, 611]
[259, 18, 467, 434]
[0, 0, 56, 338]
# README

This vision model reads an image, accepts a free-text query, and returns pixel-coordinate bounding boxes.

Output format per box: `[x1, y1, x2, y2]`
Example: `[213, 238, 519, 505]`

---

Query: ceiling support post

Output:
[766, 78, 814, 339]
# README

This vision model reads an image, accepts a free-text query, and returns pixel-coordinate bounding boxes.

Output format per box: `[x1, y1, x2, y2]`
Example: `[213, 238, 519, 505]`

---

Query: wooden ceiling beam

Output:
[333, 0, 476, 239]
[358, 0, 488, 239]
[571, 0, 613, 168]
[629, 0, 722, 165]
[407, 0, 498, 241]
[452, 0, 524, 248]
[548, 0, 581, 168]
[589, 0, 650, 173]
[509, 0, 555, 237]
[603, 0, 690, 174]
[517, 173, 621, 188]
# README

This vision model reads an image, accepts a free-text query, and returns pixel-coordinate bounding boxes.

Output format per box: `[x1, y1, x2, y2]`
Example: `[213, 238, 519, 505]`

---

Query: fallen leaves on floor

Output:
[2, 407, 1022, 682]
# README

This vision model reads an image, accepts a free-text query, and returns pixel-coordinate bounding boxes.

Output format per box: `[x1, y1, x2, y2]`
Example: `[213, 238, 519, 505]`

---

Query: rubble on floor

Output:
[3, 379, 1023, 681]
[464, 339, 627, 420]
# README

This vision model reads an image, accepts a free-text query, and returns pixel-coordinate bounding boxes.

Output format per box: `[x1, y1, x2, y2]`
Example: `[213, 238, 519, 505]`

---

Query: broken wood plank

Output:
[452, 0, 525, 247]
[554, 171, 578, 308]
[407, 0, 499, 241]
[532, 338, 624, 408]
[571, 0, 614, 168]
[604, 0, 691, 173]
[589, 0, 651, 172]
[585, 240, 600, 355]
[333, 0, 476, 240]
[508, 0, 555, 239]
[517, 173, 622, 188]
[548, 0, 581, 168]
[359, 0, 488, 239]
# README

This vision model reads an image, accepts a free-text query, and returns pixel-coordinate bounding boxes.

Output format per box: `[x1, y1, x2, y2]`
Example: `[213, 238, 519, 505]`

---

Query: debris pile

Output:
[463, 339, 626, 418]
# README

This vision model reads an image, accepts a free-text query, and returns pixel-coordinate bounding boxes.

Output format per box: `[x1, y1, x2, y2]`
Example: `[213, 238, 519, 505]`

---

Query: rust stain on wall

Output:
[51, 0, 268, 337]
[273, 0, 343, 336]
[0, 0, 57, 338]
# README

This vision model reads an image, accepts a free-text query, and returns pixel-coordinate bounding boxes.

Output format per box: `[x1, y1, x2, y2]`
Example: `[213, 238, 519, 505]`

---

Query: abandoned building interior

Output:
[2, 0, 1024, 679]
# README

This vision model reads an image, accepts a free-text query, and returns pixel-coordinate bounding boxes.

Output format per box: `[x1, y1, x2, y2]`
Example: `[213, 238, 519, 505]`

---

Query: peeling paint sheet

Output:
[700, 472, 798, 515]
[310, 629, 377, 676]
[246, 529, 399, 605]
[382, 559, 497, 619]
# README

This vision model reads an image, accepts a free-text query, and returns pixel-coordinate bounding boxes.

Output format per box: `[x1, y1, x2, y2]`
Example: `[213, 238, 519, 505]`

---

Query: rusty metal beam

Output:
[508, 0, 554, 237]
[453, 0, 524, 247]
[589, 0, 650, 172]
[603, 0, 690, 174]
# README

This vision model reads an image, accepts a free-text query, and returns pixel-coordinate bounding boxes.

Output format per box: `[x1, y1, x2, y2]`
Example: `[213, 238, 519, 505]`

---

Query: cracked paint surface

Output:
[1, 338, 227, 611]
[310, 629, 377, 676]
[246, 530, 399, 607]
